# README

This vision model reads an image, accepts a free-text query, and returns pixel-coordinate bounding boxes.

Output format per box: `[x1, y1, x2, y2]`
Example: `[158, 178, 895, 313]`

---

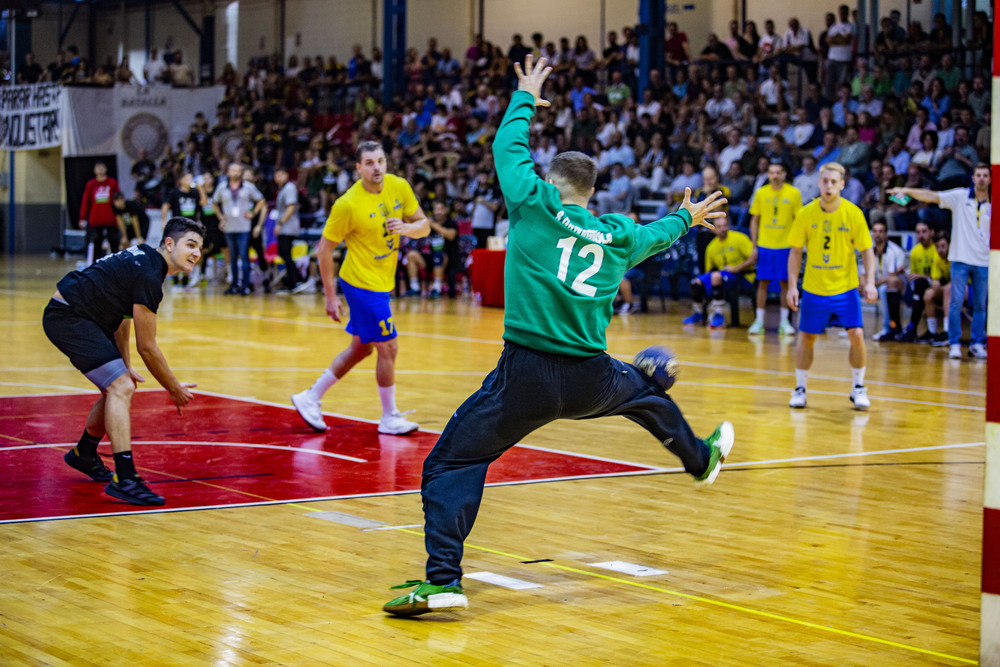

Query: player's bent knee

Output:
[106, 374, 136, 400]
[689, 279, 705, 302]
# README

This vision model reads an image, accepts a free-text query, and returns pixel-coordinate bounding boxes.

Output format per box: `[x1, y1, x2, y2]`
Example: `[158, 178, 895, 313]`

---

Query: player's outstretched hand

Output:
[171, 382, 197, 415]
[680, 188, 727, 230]
[514, 55, 553, 107]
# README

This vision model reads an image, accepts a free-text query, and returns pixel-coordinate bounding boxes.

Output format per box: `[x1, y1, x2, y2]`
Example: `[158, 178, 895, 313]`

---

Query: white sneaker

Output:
[616, 302, 632, 314]
[747, 319, 764, 335]
[849, 385, 870, 410]
[292, 391, 327, 432]
[872, 329, 893, 341]
[969, 343, 988, 359]
[778, 320, 796, 336]
[378, 410, 419, 435]
[292, 277, 317, 294]
[789, 386, 807, 409]
[949, 344, 962, 359]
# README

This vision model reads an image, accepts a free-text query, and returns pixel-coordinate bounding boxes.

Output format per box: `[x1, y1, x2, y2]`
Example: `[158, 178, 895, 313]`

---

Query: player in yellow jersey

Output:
[786, 162, 877, 410]
[896, 220, 939, 342]
[682, 216, 756, 328]
[924, 232, 952, 346]
[747, 160, 802, 335]
[292, 141, 430, 435]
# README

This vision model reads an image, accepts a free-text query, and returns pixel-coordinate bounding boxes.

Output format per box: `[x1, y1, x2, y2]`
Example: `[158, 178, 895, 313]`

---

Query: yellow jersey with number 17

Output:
[909, 242, 939, 277]
[322, 174, 419, 292]
[787, 198, 872, 296]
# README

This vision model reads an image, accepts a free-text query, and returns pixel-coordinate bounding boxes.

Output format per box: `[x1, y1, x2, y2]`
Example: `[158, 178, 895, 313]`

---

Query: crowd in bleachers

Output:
[31, 7, 994, 322]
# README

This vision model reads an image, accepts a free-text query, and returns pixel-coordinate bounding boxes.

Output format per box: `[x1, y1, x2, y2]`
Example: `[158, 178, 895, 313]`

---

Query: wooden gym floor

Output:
[0, 254, 986, 665]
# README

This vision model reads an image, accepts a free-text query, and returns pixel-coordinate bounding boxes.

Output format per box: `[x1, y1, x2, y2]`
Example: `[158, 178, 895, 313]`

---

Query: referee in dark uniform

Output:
[43, 217, 205, 506]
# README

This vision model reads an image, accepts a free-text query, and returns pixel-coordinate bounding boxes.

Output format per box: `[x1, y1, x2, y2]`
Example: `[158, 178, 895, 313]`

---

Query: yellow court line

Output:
[393, 528, 976, 665]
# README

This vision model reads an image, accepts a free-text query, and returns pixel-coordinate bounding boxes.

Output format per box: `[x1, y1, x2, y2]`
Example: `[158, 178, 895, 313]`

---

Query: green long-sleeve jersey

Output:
[494, 90, 692, 356]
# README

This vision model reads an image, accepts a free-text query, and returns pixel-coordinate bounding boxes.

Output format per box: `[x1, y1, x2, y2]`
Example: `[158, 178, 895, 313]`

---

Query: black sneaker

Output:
[105, 477, 165, 506]
[930, 332, 950, 347]
[64, 449, 114, 482]
[896, 326, 916, 342]
[916, 331, 935, 344]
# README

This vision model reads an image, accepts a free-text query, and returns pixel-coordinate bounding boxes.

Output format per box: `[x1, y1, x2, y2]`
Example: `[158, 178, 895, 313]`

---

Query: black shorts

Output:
[202, 217, 227, 252]
[42, 299, 128, 391]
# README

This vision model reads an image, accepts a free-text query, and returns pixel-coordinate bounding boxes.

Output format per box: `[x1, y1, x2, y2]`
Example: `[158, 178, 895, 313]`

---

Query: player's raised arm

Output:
[494, 56, 552, 210]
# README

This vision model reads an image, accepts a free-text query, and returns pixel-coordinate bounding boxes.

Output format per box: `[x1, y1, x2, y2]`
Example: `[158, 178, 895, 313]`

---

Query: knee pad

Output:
[689, 279, 705, 302]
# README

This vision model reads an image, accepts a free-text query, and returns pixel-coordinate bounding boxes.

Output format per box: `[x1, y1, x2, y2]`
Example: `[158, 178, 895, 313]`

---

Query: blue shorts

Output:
[798, 289, 863, 334]
[756, 246, 790, 282]
[624, 267, 645, 284]
[340, 278, 397, 343]
[696, 271, 753, 292]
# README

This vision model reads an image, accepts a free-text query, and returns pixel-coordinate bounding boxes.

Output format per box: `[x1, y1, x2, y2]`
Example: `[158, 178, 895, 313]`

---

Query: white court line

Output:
[1, 440, 368, 463]
[688, 382, 984, 412]
[0, 381, 94, 393]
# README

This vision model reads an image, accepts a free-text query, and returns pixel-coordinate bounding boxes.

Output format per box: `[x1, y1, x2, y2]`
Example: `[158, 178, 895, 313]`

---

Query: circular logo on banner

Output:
[121, 112, 169, 160]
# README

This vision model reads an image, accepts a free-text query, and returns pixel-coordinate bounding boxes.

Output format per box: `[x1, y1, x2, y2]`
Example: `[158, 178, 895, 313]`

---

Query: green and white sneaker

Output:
[694, 421, 734, 487]
[383, 579, 468, 616]
[747, 319, 764, 335]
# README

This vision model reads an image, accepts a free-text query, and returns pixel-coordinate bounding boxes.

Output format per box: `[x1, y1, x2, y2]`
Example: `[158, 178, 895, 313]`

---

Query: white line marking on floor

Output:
[306, 511, 387, 528]
[361, 523, 424, 531]
[589, 561, 668, 577]
[465, 572, 544, 589]
[0, 440, 368, 463]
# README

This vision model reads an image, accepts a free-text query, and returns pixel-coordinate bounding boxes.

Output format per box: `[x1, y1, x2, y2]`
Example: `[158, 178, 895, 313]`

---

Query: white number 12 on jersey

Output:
[556, 236, 604, 297]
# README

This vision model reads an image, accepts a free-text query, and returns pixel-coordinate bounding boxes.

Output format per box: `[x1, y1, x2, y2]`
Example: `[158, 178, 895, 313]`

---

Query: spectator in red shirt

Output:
[79, 162, 122, 261]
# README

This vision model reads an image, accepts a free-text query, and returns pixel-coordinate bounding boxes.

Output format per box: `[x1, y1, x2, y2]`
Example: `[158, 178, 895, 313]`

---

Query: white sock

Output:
[409, 277, 419, 290]
[378, 385, 398, 417]
[780, 307, 790, 324]
[943, 318, 949, 333]
[308, 368, 338, 401]
[692, 302, 704, 313]
[851, 366, 866, 387]
[432, 278, 442, 290]
[756, 307, 765, 322]
[795, 368, 809, 389]
[928, 318, 937, 334]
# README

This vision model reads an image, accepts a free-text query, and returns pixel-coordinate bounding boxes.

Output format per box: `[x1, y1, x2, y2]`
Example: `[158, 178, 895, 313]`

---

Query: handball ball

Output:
[633, 345, 679, 392]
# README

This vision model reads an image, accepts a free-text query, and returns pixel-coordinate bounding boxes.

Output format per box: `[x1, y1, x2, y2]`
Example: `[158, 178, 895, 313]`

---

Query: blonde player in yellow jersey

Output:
[683, 216, 756, 328]
[292, 141, 430, 435]
[786, 162, 877, 410]
[747, 160, 802, 335]
[896, 220, 939, 342]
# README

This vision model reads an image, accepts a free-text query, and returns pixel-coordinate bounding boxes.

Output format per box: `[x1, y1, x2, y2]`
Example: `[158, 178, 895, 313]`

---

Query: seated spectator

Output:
[718, 128, 747, 178]
[921, 77, 951, 125]
[635, 89, 662, 123]
[705, 83, 737, 123]
[934, 125, 977, 189]
[864, 163, 905, 228]
[896, 220, 939, 341]
[839, 128, 872, 178]
[936, 113, 955, 149]
[864, 219, 908, 340]
[922, 232, 952, 345]
[723, 64, 747, 99]
[631, 132, 669, 194]
[974, 109, 991, 163]
[802, 83, 829, 123]
[856, 86, 883, 118]
[682, 216, 755, 328]
[857, 111, 878, 145]
[665, 158, 703, 207]
[595, 163, 634, 215]
[731, 90, 757, 136]
[841, 172, 866, 206]
[904, 106, 936, 153]
[911, 130, 943, 173]
[738, 134, 765, 176]
[812, 131, 841, 166]
[885, 135, 911, 176]
[813, 106, 842, 143]
[793, 155, 820, 204]
[606, 70, 632, 108]
[849, 58, 874, 97]
[969, 76, 989, 121]
[775, 111, 796, 146]
[831, 84, 858, 126]
[791, 107, 816, 151]
[701, 32, 734, 61]
[892, 58, 914, 97]
[722, 161, 753, 214]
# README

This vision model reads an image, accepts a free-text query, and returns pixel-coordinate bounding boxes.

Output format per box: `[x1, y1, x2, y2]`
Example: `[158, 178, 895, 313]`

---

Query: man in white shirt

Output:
[635, 89, 661, 122]
[862, 219, 907, 340]
[855, 85, 883, 118]
[781, 18, 818, 83]
[705, 84, 736, 122]
[890, 165, 991, 359]
[793, 155, 821, 204]
[143, 48, 166, 85]
[718, 128, 747, 177]
[825, 5, 855, 98]
[792, 107, 816, 149]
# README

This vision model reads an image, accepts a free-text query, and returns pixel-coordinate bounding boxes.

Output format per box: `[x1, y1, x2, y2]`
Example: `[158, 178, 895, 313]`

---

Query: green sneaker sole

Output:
[695, 421, 734, 487]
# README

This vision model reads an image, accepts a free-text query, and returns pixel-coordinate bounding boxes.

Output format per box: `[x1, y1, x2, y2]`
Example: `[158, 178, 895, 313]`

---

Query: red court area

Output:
[0, 392, 659, 523]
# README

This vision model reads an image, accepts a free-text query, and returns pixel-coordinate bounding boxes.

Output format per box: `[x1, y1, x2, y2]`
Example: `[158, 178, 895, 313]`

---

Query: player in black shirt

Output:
[43, 217, 205, 506]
